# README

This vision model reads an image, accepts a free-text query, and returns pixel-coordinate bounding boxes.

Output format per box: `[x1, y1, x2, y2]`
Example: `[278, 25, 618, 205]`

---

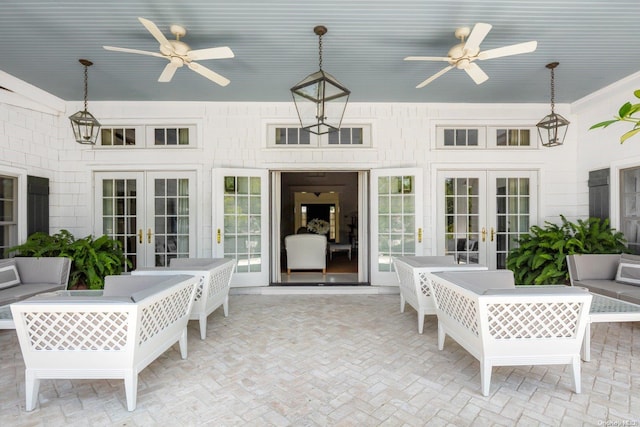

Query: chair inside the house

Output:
[284, 234, 327, 274]
[456, 238, 479, 264]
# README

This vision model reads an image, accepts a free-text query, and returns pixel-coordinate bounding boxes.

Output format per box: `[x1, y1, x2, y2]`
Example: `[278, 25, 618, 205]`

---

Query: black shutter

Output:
[27, 175, 49, 235]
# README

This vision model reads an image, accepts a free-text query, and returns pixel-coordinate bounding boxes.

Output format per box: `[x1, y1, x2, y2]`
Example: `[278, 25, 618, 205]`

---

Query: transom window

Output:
[436, 125, 537, 149]
[267, 124, 371, 148]
[98, 124, 196, 148]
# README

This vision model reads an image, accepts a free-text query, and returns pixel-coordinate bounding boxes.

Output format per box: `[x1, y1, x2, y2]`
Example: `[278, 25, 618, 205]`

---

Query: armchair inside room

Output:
[284, 234, 327, 274]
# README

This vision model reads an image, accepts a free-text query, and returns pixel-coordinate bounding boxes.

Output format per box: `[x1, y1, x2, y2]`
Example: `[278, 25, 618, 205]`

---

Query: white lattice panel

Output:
[139, 285, 194, 344]
[486, 302, 582, 339]
[24, 311, 130, 351]
[417, 272, 432, 297]
[208, 262, 235, 298]
[430, 278, 479, 336]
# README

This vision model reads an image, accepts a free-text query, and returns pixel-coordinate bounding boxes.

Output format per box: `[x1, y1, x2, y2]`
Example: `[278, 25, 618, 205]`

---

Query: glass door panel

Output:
[370, 168, 423, 285]
[215, 169, 269, 286]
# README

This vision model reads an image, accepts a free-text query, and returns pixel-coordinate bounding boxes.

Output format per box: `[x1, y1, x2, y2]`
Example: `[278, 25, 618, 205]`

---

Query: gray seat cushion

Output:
[618, 289, 640, 305]
[0, 283, 67, 306]
[573, 279, 633, 299]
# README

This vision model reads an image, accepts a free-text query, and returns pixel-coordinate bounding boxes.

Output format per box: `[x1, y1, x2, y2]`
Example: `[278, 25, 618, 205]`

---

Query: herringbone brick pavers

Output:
[1, 294, 639, 426]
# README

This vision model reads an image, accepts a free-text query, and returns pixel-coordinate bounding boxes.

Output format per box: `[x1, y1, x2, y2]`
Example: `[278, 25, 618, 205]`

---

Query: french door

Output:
[94, 171, 197, 271]
[370, 168, 423, 285]
[436, 170, 537, 269]
[213, 168, 269, 287]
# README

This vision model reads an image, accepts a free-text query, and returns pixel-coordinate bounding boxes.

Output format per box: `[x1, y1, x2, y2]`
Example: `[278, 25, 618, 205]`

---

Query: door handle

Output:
[490, 227, 495, 242]
[138, 229, 143, 244]
[481, 227, 486, 242]
[147, 228, 152, 244]
[418, 228, 422, 243]
[217, 228, 221, 244]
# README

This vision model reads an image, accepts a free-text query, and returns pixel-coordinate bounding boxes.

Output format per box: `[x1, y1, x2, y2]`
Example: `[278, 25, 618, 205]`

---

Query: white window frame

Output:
[99, 125, 143, 147]
[487, 126, 538, 149]
[436, 126, 485, 149]
[0, 165, 28, 249]
[434, 120, 540, 150]
[95, 119, 202, 149]
[265, 122, 372, 148]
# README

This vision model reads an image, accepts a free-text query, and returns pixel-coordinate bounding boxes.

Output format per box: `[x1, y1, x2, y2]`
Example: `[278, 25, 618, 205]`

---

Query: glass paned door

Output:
[149, 174, 195, 266]
[437, 170, 537, 270]
[214, 168, 269, 287]
[370, 168, 423, 285]
[95, 171, 196, 271]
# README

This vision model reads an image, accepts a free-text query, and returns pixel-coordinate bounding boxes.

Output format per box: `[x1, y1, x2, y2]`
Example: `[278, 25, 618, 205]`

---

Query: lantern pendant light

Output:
[537, 62, 569, 147]
[291, 25, 350, 135]
[69, 59, 101, 145]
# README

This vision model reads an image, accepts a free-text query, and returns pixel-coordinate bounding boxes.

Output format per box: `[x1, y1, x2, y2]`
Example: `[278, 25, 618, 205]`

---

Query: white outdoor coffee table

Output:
[584, 293, 640, 361]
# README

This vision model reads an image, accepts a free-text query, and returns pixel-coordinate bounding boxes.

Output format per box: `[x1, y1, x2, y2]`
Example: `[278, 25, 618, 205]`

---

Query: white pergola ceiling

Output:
[2, 0, 639, 104]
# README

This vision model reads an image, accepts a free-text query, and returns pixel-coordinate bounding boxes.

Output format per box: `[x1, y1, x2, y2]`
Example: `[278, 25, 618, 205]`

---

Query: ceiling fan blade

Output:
[188, 62, 230, 86]
[478, 41, 537, 60]
[465, 62, 489, 84]
[404, 56, 450, 62]
[158, 63, 178, 82]
[464, 23, 492, 54]
[103, 46, 166, 58]
[188, 46, 235, 61]
[416, 65, 454, 88]
[138, 17, 172, 51]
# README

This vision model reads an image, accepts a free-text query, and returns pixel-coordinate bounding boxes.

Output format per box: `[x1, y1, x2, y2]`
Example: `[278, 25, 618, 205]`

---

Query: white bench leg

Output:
[199, 314, 207, 340]
[400, 294, 406, 313]
[179, 328, 188, 359]
[24, 370, 40, 411]
[418, 309, 425, 334]
[124, 369, 138, 411]
[481, 359, 492, 397]
[437, 324, 446, 350]
[223, 295, 229, 317]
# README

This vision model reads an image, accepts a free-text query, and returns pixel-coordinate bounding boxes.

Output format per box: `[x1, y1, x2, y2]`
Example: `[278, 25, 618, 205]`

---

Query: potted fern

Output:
[506, 216, 628, 285]
[6, 230, 129, 289]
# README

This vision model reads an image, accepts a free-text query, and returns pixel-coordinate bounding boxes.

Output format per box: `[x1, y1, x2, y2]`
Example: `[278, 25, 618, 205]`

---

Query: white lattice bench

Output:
[11, 274, 199, 411]
[393, 256, 488, 333]
[426, 270, 593, 396]
[132, 258, 236, 340]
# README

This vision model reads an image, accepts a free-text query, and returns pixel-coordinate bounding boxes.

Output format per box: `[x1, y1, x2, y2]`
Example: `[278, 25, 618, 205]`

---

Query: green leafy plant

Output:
[6, 230, 129, 289]
[506, 216, 628, 285]
[590, 89, 640, 143]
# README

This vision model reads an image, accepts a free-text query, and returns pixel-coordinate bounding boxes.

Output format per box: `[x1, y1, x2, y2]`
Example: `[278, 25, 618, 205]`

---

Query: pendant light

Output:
[291, 26, 350, 135]
[536, 62, 569, 147]
[69, 59, 101, 145]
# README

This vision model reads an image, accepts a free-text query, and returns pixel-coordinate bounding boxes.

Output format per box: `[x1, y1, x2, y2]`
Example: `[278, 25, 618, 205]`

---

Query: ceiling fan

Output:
[404, 23, 537, 88]
[104, 17, 234, 86]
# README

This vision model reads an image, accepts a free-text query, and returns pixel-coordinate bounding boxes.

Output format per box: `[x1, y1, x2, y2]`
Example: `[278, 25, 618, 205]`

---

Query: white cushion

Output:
[0, 264, 21, 290]
[615, 262, 640, 285]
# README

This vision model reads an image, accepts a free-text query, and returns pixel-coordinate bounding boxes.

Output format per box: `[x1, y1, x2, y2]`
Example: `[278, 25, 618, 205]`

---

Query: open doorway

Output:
[275, 171, 365, 285]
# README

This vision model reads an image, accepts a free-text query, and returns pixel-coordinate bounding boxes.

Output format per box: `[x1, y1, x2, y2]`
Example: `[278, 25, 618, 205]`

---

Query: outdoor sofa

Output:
[11, 273, 198, 411]
[0, 257, 71, 306]
[426, 269, 592, 396]
[567, 253, 640, 304]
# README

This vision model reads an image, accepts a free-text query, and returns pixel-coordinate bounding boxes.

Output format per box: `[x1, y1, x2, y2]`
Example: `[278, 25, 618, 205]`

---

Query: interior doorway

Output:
[273, 171, 366, 285]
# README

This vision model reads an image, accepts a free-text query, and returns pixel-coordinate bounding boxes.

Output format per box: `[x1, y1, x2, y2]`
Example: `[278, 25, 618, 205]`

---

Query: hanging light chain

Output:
[550, 66, 555, 114]
[83, 63, 89, 112]
[318, 31, 323, 70]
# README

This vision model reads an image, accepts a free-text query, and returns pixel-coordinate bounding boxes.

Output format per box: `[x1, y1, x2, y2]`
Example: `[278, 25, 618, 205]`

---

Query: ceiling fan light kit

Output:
[404, 22, 537, 88]
[291, 25, 350, 135]
[69, 59, 101, 145]
[537, 62, 570, 147]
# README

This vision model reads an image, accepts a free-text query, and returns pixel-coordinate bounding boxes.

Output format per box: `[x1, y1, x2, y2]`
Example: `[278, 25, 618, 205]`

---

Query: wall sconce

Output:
[291, 25, 350, 135]
[536, 62, 569, 147]
[69, 59, 101, 145]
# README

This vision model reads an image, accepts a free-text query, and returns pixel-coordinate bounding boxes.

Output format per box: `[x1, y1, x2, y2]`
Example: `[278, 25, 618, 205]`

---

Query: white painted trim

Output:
[0, 164, 30, 243]
[0, 70, 66, 113]
[608, 155, 640, 231]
